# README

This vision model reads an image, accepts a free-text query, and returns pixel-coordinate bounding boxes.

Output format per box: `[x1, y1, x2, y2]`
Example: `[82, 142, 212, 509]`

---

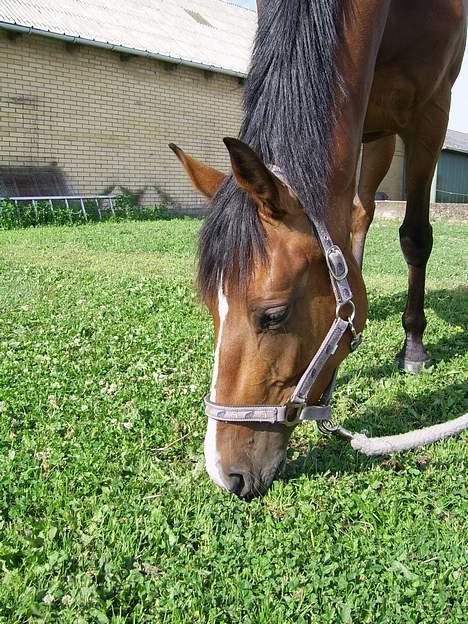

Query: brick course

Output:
[0, 30, 243, 211]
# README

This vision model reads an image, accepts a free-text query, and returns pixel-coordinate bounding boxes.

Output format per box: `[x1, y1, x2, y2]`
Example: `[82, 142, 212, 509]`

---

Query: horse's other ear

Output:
[223, 137, 280, 213]
[169, 143, 225, 198]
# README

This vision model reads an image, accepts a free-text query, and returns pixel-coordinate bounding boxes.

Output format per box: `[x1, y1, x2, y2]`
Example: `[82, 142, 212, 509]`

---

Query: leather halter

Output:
[204, 166, 363, 428]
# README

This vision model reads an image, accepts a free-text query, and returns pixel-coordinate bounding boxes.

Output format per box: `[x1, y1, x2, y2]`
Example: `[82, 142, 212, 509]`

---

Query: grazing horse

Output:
[171, 0, 467, 498]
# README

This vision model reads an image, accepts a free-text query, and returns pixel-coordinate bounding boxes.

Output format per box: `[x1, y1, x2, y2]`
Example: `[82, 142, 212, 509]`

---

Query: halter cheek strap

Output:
[204, 166, 363, 427]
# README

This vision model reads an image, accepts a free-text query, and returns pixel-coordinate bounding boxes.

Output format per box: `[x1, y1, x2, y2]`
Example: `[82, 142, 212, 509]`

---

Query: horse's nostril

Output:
[226, 473, 246, 497]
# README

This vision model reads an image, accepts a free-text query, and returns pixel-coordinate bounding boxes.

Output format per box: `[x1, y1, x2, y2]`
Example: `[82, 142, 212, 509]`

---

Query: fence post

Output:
[31, 199, 38, 224]
[79, 198, 88, 222]
[64, 198, 72, 224]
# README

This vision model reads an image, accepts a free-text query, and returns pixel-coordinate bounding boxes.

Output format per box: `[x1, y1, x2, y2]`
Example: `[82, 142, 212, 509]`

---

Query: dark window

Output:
[0, 166, 70, 197]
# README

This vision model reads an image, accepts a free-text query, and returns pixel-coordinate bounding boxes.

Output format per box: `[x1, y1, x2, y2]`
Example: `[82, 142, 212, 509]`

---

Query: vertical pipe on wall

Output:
[430, 161, 438, 203]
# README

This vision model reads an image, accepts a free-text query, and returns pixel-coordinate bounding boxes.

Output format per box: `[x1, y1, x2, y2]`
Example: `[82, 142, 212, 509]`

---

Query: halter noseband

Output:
[204, 166, 363, 428]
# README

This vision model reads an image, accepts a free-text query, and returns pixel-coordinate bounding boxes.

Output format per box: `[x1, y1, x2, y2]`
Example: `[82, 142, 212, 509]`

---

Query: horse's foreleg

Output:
[397, 104, 448, 373]
[352, 134, 396, 268]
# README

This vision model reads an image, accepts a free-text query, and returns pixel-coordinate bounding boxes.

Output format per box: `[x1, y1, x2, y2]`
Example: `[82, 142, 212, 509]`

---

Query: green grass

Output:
[0, 220, 466, 623]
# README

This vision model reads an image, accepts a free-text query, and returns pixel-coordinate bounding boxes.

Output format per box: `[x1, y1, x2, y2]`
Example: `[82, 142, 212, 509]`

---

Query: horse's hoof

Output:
[395, 354, 432, 374]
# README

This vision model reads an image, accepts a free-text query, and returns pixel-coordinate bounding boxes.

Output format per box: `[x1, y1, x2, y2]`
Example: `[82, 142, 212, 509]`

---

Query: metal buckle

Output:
[326, 246, 349, 281]
[347, 313, 363, 351]
[284, 402, 305, 427]
[349, 321, 363, 351]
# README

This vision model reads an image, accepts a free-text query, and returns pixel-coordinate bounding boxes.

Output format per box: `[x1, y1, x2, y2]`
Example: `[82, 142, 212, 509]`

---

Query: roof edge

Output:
[0, 21, 247, 78]
[442, 146, 468, 155]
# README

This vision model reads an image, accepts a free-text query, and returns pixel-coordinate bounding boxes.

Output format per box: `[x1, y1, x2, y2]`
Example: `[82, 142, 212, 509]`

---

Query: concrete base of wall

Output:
[375, 201, 468, 221]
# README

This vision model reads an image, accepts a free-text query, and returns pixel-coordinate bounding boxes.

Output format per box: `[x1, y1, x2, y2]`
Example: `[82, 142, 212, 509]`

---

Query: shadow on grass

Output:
[284, 379, 467, 482]
[367, 286, 467, 326]
[335, 286, 467, 387]
[338, 330, 466, 388]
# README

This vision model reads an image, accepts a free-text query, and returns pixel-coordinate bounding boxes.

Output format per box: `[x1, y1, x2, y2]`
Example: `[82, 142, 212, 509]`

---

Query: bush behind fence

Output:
[0, 195, 174, 229]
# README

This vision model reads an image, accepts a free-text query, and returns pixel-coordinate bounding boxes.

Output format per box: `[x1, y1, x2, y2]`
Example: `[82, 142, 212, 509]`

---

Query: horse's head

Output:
[171, 139, 367, 498]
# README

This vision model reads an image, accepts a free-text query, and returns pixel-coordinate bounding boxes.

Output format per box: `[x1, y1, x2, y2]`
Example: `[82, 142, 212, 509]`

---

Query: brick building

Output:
[0, 0, 255, 211]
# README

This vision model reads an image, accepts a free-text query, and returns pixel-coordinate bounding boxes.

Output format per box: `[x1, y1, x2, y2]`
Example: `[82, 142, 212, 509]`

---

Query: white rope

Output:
[347, 413, 468, 456]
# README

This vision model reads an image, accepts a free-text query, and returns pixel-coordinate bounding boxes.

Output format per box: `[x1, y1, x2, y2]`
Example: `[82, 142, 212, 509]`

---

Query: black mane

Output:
[198, 0, 344, 300]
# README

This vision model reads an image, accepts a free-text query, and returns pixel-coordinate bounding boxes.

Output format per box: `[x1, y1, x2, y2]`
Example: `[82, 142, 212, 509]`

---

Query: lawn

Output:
[0, 219, 466, 623]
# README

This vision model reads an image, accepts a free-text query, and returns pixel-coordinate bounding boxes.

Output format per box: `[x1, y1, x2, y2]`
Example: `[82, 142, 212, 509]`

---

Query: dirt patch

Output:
[375, 201, 468, 221]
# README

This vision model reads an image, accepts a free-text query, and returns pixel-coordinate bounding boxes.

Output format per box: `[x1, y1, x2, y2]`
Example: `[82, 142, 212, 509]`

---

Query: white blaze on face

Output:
[204, 284, 229, 490]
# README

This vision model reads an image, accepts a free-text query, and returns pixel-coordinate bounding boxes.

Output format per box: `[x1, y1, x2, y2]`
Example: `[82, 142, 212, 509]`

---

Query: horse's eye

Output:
[260, 306, 289, 330]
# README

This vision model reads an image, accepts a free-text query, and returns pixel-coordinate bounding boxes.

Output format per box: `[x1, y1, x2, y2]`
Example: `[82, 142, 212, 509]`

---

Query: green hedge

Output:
[0, 195, 174, 229]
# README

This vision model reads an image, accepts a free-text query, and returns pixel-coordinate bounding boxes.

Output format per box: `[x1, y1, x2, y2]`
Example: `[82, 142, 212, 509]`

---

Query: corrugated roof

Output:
[443, 129, 468, 155]
[0, 0, 257, 76]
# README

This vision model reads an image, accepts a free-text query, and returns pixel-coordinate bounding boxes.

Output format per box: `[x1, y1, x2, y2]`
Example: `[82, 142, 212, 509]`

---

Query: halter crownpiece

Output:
[204, 165, 363, 428]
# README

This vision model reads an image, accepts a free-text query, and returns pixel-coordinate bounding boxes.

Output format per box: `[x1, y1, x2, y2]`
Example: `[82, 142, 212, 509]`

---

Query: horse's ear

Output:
[169, 144, 225, 198]
[223, 138, 280, 213]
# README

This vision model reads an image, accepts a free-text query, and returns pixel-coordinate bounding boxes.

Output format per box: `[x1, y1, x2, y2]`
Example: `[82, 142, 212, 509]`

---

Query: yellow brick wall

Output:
[377, 136, 405, 200]
[0, 30, 244, 211]
[356, 137, 406, 201]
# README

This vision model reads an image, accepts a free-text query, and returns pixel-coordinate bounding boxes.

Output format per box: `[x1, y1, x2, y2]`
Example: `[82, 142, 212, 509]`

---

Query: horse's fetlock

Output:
[402, 310, 427, 336]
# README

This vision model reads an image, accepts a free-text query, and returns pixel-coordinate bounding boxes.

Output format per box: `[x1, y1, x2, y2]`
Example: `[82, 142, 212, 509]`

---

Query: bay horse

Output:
[170, 0, 467, 498]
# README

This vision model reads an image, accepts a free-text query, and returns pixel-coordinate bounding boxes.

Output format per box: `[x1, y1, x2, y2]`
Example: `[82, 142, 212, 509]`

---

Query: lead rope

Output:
[319, 413, 468, 456]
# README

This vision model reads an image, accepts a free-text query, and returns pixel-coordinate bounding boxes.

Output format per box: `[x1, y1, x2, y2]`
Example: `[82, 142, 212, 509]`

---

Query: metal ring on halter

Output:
[317, 419, 340, 434]
[336, 300, 355, 322]
[317, 420, 356, 441]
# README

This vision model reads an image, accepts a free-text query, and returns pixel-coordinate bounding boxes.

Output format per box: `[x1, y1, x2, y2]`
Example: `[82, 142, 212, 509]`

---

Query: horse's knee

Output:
[352, 193, 375, 234]
[399, 223, 433, 267]
[352, 195, 375, 267]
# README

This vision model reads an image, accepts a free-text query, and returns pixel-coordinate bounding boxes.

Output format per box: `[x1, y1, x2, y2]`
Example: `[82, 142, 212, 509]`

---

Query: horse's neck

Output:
[325, 1, 392, 245]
